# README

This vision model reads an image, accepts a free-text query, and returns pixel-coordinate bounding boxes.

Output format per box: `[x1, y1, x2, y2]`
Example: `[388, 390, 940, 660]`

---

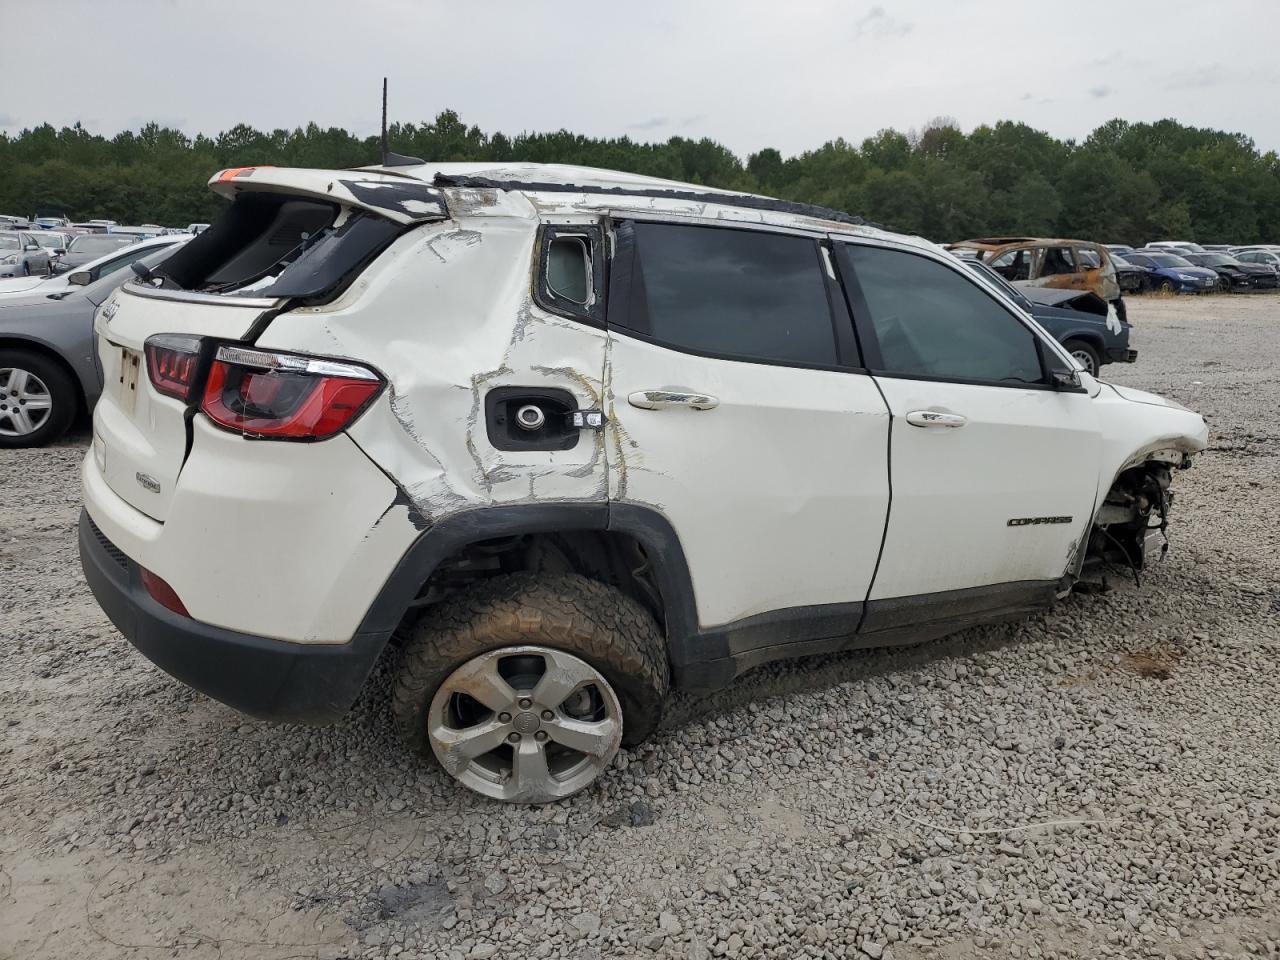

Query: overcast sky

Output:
[6, 0, 1279, 158]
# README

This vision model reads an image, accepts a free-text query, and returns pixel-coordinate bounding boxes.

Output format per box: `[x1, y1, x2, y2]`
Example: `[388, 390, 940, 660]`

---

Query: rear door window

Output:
[612, 221, 840, 367]
[988, 247, 1035, 281]
[839, 243, 1045, 385]
[1040, 246, 1076, 276]
[98, 243, 174, 281]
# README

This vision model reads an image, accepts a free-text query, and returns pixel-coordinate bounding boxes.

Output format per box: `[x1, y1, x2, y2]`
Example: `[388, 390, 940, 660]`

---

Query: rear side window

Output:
[155, 193, 401, 302]
[535, 225, 605, 323]
[1040, 246, 1076, 276]
[841, 244, 1045, 385]
[616, 222, 837, 366]
[547, 237, 591, 303]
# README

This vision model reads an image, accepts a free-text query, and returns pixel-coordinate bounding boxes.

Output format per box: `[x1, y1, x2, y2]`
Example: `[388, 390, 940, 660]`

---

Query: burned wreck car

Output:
[948, 236, 1128, 323]
[78, 162, 1208, 803]
[962, 259, 1134, 376]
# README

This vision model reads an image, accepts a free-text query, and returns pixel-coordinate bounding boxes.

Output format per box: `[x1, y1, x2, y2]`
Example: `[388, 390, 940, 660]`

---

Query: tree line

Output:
[3, 111, 1278, 245]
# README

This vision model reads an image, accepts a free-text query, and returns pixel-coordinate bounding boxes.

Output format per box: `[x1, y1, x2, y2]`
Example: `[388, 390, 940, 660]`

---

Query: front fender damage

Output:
[1076, 387, 1208, 586]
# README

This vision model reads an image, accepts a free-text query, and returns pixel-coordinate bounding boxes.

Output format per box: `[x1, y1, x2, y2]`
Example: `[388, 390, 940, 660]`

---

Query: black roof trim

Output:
[432, 173, 873, 229]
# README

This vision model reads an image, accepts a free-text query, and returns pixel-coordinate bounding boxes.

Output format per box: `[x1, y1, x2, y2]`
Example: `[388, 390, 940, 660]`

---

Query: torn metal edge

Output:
[433, 174, 880, 230]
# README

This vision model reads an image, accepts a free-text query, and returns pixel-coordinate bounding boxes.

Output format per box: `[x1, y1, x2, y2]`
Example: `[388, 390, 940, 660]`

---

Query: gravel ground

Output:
[2, 293, 1279, 960]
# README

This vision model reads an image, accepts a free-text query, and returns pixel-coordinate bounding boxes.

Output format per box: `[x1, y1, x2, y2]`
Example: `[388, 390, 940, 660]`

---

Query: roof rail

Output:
[432, 173, 877, 230]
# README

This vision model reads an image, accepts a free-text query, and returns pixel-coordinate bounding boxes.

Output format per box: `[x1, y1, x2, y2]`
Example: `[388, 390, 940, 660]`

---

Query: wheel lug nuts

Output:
[518, 697, 532, 709]
[507, 732, 521, 743]
[535, 731, 547, 742]
[498, 712, 511, 723]
[541, 710, 554, 721]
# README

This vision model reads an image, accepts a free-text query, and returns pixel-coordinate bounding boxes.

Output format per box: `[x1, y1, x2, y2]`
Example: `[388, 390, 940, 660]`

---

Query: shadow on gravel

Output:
[663, 611, 1054, 731]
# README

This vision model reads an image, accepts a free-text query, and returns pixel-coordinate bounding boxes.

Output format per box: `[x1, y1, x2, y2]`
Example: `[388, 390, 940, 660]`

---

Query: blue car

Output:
[963, 259, 1135, 376]
[1125, 251, 1219, 294]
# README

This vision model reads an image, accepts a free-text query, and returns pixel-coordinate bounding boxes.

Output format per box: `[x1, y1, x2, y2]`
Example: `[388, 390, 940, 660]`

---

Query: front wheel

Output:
[1062, 339, 1101, 377]
[1156, 279, 1175, 294]
[0, 350, 77, 447]
[393, 573, 669, 803]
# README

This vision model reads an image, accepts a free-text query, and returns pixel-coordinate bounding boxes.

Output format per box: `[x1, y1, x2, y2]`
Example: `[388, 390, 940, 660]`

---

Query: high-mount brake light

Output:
[144, 334, 204, 402]
[200, 346, 383, 441]
[215, 166, 268, 182]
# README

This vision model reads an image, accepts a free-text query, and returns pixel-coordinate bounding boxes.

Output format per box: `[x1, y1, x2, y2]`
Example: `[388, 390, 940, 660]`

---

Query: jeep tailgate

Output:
[92, 286, 275, 522]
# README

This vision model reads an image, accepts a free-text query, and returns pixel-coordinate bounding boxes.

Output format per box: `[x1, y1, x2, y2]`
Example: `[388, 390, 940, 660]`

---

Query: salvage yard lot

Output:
[2, 295, 1279, 960]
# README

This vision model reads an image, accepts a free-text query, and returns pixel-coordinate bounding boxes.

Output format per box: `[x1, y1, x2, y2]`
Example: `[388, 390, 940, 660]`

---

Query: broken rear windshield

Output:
[154, 193, 403, 302]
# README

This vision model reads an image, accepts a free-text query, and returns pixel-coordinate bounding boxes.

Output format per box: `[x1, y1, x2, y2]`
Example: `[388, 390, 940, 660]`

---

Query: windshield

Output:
[1195, 254, 1238, 266]
[1146, 254, 1194, 268]
[68, 235, 136, 255]
[0, 236, 19, 251]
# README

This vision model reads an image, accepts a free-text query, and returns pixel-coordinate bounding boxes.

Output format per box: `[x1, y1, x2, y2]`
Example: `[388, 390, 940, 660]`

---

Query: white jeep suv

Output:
[79, 162, 1208, 803]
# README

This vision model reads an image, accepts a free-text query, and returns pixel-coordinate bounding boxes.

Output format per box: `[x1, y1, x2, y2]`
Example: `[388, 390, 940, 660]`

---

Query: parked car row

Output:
[0, 218, 198, 275]
[1106, 240, 1280, 292]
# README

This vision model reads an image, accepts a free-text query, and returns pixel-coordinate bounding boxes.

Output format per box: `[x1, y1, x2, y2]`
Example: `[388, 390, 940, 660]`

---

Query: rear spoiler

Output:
[208, 167, 448, 225]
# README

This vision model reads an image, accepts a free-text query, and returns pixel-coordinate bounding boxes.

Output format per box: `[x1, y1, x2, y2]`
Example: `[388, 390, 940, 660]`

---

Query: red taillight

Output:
[140, 566, 189, 617]
[200, 345, 382, 440]
[144, 334, 204, 401]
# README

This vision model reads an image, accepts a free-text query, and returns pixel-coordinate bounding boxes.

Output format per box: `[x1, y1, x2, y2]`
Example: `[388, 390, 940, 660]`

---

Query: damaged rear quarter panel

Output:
[255, 201, 610, 526]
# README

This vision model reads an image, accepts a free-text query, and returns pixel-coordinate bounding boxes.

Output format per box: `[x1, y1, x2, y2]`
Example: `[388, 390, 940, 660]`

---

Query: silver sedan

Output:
[0, 232, 53, 278]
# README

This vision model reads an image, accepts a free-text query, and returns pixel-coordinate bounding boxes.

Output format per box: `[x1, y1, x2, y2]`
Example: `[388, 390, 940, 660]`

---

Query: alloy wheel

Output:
[0, 367, 54, 437]
[427, 645, 623, 803]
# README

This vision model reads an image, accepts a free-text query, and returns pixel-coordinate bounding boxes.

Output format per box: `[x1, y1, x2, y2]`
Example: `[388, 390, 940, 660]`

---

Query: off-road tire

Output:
[0, 349, 78, 448]
[392, 573, 669, 758]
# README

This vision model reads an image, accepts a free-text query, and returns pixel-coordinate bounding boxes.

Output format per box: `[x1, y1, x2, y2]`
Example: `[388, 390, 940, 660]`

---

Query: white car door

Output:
[832, 239, 1102, 632]
[603, 219, 891, 654]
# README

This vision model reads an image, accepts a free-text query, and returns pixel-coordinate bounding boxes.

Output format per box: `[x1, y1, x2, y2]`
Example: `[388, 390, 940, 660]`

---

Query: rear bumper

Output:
[78, 510, 386, 724]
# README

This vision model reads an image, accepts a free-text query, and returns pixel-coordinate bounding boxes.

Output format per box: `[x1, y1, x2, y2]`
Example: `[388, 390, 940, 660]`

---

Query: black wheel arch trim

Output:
[361, 500, 716, 687]
[361, 502, 1065, 696]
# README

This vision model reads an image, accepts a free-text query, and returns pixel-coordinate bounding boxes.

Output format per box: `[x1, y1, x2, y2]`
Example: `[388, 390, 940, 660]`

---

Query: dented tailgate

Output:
[92, 285, 276, 522]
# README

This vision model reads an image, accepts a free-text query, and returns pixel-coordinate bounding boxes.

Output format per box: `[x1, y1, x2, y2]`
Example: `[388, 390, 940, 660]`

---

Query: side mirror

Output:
[1051, 370, 1082, 391]
[67, 270, 92, 286]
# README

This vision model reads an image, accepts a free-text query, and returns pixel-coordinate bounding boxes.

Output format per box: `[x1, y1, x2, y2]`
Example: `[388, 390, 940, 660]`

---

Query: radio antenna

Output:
[380, 77, 389, 164]
[379, 77, 424, 167]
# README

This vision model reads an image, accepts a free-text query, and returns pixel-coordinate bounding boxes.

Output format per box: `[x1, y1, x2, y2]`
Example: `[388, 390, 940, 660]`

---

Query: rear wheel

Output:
[1063, 339, 1101, 377]
[393, 573, 668, 803]
[0, 350, 77, 447]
